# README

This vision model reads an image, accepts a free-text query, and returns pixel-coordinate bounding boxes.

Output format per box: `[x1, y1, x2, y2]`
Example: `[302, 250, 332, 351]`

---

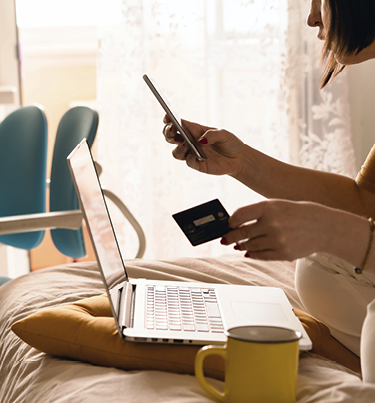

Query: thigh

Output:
[295, 253, 375, 357]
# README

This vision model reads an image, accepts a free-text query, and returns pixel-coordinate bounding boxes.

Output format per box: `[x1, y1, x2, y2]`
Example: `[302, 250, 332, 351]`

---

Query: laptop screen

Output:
[67, 139, 128, 290]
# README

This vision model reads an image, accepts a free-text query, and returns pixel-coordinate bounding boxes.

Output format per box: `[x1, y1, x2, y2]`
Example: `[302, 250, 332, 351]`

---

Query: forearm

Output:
[233, 145, 370, 217]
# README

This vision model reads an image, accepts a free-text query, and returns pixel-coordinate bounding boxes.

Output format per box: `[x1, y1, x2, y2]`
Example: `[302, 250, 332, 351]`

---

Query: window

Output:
[16, 0, 122, 28]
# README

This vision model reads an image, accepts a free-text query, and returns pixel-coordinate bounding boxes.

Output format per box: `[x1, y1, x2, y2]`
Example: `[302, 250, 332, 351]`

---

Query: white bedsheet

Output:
[1, 255, 375, 402]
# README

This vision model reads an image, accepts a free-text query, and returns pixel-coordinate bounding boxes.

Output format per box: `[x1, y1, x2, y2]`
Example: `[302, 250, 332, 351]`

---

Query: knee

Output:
[361, 298, 375, 383]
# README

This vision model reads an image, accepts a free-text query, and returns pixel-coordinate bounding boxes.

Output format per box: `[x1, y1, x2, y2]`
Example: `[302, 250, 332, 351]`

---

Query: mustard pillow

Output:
[11, 294, 225, 380]
[293, 308, 361, 373]
[11, 294, 345, 379]
[293, 308, 330, 348]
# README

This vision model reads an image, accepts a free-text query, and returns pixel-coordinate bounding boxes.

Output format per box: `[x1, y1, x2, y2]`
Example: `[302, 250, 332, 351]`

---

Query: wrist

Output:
[319, 206, 370, 267]
[229, 144, 257, 183]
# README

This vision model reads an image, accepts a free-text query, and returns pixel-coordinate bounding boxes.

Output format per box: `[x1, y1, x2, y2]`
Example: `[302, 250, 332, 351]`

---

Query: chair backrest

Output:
[0, 106, 48, 249]
[49, 106, 99, 259]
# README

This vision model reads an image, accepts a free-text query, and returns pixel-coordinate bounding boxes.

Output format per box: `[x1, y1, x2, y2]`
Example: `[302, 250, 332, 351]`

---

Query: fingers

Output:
[162, 116, 216, 162]
[228, 202, 265, 230]
[222, 226, 278, 261]
[162, 122, 175, 143]
[222, 225, 291, 261]
[162, 114, 215, 144]
[162, 122, 183, 144]
[219, 201, 287, 260]
[220, 221, 266, 251]
[172, 142, 191, 161]
[163, 114, 171, 124]
[234, 234, 269, 252]
[220, 200, 320, 262]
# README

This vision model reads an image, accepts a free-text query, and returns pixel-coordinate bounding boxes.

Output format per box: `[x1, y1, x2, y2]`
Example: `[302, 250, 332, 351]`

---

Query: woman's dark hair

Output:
[321, 0, 375, 88]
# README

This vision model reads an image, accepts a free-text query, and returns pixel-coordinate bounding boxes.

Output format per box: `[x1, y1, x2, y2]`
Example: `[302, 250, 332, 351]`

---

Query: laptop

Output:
[67, 139, 312, 349]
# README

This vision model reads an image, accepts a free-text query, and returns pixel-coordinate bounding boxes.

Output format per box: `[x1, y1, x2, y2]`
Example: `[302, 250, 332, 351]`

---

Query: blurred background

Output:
[1, 0, 374, 276]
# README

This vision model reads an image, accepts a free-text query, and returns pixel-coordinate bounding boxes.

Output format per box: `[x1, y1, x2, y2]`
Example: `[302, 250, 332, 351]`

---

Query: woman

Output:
[162, 0, 375, 382]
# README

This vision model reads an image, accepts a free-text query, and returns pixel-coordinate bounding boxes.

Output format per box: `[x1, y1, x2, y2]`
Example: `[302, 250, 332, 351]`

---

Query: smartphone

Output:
[143, 74, 207, 161]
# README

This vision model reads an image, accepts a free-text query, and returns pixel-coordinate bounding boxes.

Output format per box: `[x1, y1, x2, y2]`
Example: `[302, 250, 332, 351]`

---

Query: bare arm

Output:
[234, 144, 375, 218]
[163, 118, 375, 272]
[163, 118, 375, 218]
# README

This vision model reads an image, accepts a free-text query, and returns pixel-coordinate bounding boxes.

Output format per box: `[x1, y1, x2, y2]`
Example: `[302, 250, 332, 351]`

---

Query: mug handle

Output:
[195, 345, 226, 402]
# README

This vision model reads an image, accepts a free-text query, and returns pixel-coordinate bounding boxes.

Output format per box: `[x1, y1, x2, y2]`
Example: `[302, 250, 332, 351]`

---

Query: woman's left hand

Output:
[220, 199, 329, 261]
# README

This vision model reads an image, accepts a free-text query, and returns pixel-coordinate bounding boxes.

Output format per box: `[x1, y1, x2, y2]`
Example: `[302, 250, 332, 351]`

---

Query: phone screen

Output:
[143, 74, 207, 161]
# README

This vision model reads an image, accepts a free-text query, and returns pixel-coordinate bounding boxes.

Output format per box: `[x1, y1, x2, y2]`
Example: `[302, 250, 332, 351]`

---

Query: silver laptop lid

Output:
[67, 139, 130, 332]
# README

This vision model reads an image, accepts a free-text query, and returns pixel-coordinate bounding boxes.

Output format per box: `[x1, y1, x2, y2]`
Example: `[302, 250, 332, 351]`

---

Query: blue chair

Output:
[49, 106, 145, 259]
[0, 276, 12, 287]
[0, 105, 146, 262]
[49, 106, 98, 258]
[0, 105, 48, 249]
[0, 106, 96, 259]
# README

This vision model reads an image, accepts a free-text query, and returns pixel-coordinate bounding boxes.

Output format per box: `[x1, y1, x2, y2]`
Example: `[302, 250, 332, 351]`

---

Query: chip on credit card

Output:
[172, 199, 230, 246]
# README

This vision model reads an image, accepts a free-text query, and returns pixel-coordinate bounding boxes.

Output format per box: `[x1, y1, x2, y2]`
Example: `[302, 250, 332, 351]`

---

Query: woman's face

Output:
[307, 0, 327, 41]
[307, 0, 375, 65]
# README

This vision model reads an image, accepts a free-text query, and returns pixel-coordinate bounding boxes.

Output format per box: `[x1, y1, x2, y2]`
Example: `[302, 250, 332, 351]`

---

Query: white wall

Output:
[348, 60, 375, 171]
[0, 0, 21, 113]
[0, 0, 30, 278]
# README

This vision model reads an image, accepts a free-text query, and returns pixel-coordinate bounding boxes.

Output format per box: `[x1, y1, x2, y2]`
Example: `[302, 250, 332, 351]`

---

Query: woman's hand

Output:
[220, 199, 331, 261]
[162, 115, 245, 176]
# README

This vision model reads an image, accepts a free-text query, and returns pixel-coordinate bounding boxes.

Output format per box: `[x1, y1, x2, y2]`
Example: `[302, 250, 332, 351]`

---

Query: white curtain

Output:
[97, 0, 356, 260]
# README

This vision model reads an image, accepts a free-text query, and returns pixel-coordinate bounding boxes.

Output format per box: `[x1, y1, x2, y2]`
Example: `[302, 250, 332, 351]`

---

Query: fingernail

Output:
[199, 138, 208, 145]
[220, 237, 228, 245]
[244, 252, 250, 258]
[233, 244, 240, 250]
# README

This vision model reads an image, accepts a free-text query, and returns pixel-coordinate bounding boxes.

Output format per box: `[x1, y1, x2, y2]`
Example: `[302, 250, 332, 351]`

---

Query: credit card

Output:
[172, 199, 230, 246]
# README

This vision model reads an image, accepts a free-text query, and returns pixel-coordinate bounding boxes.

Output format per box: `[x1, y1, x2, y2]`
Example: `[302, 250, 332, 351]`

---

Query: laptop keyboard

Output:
[146, 285, 224, 333]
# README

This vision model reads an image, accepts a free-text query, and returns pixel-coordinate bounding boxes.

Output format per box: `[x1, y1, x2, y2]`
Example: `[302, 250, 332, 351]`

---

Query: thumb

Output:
[198, 129, 234, 146]
[181, 119, 216, 139]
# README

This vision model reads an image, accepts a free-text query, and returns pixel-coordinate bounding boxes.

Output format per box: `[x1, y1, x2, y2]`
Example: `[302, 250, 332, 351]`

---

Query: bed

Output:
[1, 254, 375, 402]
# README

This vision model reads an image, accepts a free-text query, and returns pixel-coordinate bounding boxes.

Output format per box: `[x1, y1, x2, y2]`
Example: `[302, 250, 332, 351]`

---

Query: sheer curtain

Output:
[97, 0, 356, 260]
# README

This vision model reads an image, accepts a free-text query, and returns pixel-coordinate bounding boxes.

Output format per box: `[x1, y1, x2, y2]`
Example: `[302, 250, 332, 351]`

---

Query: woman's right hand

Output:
[162, 115, 245, 177]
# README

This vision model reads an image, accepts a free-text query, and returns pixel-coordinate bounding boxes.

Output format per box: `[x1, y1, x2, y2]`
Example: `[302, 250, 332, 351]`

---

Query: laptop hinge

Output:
[119, 282, 135, 329]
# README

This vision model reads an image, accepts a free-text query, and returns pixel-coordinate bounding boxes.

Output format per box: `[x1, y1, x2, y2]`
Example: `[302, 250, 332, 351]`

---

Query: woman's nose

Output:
[307, 2, 322, 28]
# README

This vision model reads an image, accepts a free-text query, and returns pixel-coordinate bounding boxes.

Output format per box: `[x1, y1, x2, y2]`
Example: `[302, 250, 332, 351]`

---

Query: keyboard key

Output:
[196, 323, 209, 332]
[183, 324, 196, 331]
[156, 324, 168, 330]
[206, 302, 221, 318]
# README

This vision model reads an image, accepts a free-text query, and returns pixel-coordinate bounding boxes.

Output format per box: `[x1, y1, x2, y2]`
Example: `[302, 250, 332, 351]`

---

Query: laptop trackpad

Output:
[230, 301, 288, 323]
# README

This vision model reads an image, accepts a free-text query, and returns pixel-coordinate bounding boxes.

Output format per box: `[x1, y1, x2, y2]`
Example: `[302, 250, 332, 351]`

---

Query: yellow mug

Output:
[195, 326, 301, 403]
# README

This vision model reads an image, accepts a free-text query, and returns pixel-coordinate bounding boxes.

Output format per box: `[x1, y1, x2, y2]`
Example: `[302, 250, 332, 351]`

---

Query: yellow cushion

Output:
[293, 308, 360, 374]
[11, 294, 345, 379]
[293, 308, 330, 348]
[11, 294, 224, 379]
